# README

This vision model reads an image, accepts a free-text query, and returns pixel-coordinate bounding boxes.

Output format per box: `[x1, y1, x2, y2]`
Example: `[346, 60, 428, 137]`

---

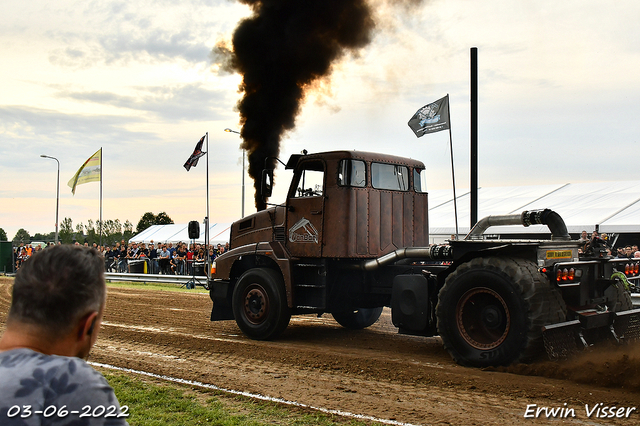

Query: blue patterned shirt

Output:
[0, 348, 128, 425]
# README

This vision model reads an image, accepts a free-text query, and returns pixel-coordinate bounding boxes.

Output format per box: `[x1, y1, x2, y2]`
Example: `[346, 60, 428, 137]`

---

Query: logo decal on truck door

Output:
[289, 218, 319, 244]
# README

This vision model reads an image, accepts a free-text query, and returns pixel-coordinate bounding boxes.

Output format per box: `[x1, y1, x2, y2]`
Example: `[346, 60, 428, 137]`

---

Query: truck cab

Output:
[209, 150, 431, 331]
[223, 150, 429, 259]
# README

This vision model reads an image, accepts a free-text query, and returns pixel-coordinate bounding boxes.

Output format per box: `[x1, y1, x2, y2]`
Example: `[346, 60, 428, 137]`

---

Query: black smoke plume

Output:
[216, 0, 419, 211]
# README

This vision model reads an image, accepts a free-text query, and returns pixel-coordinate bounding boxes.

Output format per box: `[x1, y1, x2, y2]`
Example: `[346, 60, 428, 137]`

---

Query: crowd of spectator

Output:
[103, 239, 229, 275]
[13, 240, 229, 275]
[13, 243, 50, 270]
[577, 230, 640, 258]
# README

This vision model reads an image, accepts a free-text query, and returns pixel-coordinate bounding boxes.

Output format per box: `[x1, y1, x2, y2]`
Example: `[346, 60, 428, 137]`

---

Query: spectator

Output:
[169, 251, 179, 275]
[0, 245, 128, 425]
[158, 244, 171, 275]
[186, 244, 194, 275]
[138, 243, 149, 258]
[148, 243, 158, 274]
[118, 245, 128, 273]
[175, 244, 187, 275]
[127, 242, 140, 260]
[578, 230, 589, 244]
[195, 248, 205, 262]
[105, 246, 116, 272]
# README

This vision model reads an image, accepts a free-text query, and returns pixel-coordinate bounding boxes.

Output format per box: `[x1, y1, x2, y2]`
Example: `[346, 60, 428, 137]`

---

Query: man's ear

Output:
[87, 317, 96, 335]
[78, 312, 99, 340]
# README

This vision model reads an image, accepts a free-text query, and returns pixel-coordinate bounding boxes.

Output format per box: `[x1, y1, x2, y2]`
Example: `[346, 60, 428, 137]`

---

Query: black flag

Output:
[183, 135, 206, 171]
[408, 95, 450, 137]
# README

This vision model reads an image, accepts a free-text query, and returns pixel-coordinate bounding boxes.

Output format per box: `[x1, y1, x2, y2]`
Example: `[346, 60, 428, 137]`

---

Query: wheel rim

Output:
[456, 287, 510, 350]
[243, 283, 269, 324]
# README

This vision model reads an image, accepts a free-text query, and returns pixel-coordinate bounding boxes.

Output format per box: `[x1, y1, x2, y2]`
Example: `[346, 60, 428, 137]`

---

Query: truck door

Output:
[286, 159, 325, 258]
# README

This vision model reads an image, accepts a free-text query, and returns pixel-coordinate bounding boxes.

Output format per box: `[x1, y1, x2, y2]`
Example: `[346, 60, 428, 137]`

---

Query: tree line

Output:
[1, 212, 174, 247]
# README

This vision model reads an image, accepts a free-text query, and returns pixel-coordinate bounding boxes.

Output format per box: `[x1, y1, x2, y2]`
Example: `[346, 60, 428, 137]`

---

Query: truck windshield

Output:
[371, 163, 409, 191]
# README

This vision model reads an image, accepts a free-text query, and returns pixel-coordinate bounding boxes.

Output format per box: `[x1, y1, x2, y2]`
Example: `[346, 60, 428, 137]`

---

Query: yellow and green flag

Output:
[68, 148, 101, 195]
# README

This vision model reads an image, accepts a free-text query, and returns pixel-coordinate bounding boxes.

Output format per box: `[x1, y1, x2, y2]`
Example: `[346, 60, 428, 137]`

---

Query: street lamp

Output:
[224, 128, 245, 218]
[40, 154, 60, 244]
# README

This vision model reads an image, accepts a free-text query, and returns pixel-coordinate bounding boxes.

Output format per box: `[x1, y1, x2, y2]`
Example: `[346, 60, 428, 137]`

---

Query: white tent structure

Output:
[129, 222, 231, 246]
[428, 181, 640, 243]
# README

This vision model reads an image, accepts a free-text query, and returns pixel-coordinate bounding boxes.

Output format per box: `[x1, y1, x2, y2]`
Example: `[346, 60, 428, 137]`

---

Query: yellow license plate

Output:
[546, 250, 573, 259]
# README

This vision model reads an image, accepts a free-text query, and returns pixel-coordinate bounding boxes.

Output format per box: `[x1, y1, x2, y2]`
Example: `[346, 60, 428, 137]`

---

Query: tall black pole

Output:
[205, 132, 210, 280]
[446, 95, 459, 238]
[99, 147, 103, 247]
[40, 155, 60, 244]
[470, 47, 478, 228]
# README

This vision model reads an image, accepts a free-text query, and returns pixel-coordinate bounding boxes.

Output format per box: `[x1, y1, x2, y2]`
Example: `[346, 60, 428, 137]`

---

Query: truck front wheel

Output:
[436, 257, 564, 367]
[332, 307, 383, 330]
[232, 268, 291, 340]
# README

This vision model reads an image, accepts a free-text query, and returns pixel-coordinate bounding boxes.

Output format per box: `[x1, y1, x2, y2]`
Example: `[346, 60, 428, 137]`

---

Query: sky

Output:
[1, 0, 639, 241]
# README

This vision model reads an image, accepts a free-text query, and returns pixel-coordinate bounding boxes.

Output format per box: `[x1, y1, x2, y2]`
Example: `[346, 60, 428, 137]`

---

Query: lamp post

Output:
[40, 154, 60, 244]
[224, 128, 245, 218]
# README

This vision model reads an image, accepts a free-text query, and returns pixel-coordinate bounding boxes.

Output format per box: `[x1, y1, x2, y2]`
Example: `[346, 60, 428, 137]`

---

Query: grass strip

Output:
[106, 281, 205, 293]
[103, 371, 378, 426]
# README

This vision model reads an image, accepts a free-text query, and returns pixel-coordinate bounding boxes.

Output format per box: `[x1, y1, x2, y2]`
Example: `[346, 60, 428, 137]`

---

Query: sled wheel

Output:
[436, 257, 565, 367]
[605, 280, 634, 342]
[232, 268, 290, 340]
[332, 307, 384, 330]
[605, 280, 633, 312]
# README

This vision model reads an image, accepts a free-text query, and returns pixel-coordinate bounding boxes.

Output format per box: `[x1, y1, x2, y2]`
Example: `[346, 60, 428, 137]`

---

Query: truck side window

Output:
[414, 168, 427, 193]
[292, 162, 325, 198]
[337, 159, 366, 187]
[371, 163, 409, 191]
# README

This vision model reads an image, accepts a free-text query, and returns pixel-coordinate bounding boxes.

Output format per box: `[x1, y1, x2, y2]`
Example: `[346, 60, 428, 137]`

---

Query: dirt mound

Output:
[500, 346, 640, 391]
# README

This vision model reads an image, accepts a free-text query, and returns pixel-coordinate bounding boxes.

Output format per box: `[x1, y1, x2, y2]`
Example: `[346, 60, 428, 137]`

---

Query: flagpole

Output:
[446, 95, 460, 239]
[100, 147, 103, 246]
[205, 132, 210, 280]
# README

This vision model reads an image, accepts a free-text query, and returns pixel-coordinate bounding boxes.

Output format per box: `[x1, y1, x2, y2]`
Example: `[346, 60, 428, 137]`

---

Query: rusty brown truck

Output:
[209, 150, 640, 367]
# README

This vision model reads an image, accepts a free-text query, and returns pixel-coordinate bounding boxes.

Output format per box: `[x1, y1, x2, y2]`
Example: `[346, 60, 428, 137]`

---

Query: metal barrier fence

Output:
[105, 257, 207, 276]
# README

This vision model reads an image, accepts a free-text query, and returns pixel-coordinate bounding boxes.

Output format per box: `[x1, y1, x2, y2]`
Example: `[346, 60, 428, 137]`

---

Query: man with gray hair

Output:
[0, 245, 128, 425]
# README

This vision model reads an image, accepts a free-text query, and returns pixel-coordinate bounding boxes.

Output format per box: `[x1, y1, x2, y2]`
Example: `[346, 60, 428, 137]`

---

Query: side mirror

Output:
[261, 169, 273, 200]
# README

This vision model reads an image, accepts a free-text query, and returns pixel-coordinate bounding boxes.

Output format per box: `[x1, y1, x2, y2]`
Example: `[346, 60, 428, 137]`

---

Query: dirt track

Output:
[1, 277, 639, 425]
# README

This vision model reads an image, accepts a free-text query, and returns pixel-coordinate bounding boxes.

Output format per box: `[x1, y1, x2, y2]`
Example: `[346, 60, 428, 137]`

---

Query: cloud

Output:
[97, 29, 213, 65]
[57, 83, 235, 121]
[41, 0, 246, 69]
[0, 105, 153, 169]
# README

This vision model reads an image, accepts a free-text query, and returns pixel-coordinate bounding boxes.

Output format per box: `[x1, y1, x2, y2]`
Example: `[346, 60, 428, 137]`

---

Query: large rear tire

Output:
[332, 307, 384, 330]
[232, 268, 291, 340]
[436, 257, 566, 368]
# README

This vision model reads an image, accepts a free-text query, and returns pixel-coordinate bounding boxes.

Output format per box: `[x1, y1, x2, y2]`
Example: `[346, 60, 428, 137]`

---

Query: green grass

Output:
[103, 371, 379, 426]
[106, 280, 206, 293]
